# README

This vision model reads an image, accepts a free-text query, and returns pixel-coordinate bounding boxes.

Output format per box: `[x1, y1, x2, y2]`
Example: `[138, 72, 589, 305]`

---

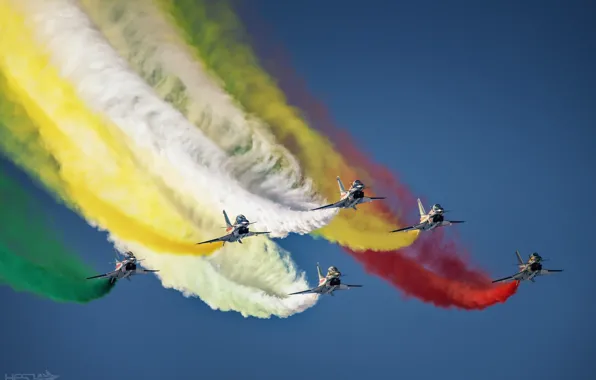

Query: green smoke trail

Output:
[0, 168, 115, 302]
[0, 71, 115, 302]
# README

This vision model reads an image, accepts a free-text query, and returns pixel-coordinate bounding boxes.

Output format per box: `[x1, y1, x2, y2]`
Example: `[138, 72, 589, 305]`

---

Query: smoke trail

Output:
[0, 2, 226, 255]
[0, 63, 317, 320]
[231, 32, 523, 309]
[79, 0, 320, 212]
[0, 84, 317, 317]
[116, 237, 319, 318]
[16, 0, 334, 238]
[153, 0, 416, 252]
[0, 80, 71, 207]
[349, 232, 520, 309]
[160, 0, 520, 309]
[0, 167, 114, 302]
[0, 1, 319, 318]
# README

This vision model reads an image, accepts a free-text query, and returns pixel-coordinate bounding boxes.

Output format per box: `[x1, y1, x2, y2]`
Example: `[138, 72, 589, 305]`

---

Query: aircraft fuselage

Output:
[112, 260, 137, 282]
[419, 213, 445, 230]
[318, 276, 342, 294]
[515, 262, 543, 281]
[341, 189, 365, 208]
[101, 260, 133, 284]
[517, 270, 539, 282]
[224, 224, 252, 242]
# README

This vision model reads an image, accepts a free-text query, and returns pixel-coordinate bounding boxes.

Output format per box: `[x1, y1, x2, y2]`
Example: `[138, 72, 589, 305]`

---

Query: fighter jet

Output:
[311, 176, 385, 211]
[288, 263, 363, 296]
[492, 251, 563, 283]
[391, 198, 465, 233]
[196, 210, 270, 245]
[86, 251, 159, 285]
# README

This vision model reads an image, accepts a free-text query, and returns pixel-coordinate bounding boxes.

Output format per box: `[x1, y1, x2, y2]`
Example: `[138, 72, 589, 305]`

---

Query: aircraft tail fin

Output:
[337, 176, 347, 195]
[222, 210, 233, 228]
[417, 198, 426, 217]
[316, 262, 324, 281]
[515, 250, 524, 265]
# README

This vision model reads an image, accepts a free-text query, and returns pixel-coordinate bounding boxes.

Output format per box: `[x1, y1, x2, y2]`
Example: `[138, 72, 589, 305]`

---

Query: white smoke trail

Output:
[112, 237, 319, 319]
[0, 0, 319, 318]
[78, 0, 320, 211]
[18, 0, 336, 238]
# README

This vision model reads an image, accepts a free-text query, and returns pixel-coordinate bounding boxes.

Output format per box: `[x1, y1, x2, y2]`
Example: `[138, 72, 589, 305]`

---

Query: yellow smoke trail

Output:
[0, 76, 70, 204]
[135, 0, 419, 251]
[0, 61, 319, 319]
[0, 0, 221, 255]
[0, 72, 318, 319]
[23, 0, 331, 237]
[0, 0, 321, 317]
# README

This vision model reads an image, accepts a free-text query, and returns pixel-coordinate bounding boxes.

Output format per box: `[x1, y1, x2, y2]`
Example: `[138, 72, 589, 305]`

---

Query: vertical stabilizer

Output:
[417, 198, 426, 217]
[223, 210, 233, 228]
[316, 263, 325, 282]
[337, 176, 347, 195]
[515, 250, 524, 265]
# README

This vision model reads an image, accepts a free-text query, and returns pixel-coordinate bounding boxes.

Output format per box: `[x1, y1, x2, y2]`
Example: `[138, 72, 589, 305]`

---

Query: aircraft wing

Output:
[311, 199, 347, 211]
[196, 234, 232, 245]
[444, 220, 465, 225]
[288, 285, 325, 295]
[337, 284, 363, 290]
[86, 270, 118, 280]
[539, 269, 563, 275]
[390, 222, 425, 233]
[492, 271, 524, 283]
[245, 231, 271, 238]
[135, 269, 160, 274]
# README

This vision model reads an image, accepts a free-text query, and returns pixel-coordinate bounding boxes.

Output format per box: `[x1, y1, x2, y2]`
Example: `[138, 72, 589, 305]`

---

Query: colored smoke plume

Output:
[158, 0, 419, 252]
[0, 165, 115, 302]
[197, 0, 520, 308]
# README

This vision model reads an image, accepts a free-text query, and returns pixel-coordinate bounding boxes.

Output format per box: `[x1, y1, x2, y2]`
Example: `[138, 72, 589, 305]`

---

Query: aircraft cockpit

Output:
[529, 253, 542, 262]
[327, 266, 341, 278]
[431, 204, 444, 213]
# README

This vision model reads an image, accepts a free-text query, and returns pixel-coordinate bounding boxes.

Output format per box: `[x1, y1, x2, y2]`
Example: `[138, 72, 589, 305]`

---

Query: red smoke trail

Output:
[235, 3, 519, 309]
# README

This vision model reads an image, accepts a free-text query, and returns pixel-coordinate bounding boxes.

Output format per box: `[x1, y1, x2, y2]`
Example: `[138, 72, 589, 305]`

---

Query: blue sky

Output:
[1, 0, 595, 379]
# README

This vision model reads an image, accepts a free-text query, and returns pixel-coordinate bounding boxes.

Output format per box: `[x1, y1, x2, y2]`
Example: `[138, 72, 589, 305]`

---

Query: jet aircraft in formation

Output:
[311, 176, 385, 211]
[288, 263, 362, 296]
[196, 210, 270, 245]
[85, 175, 563, 292]
[492, 251, 563, 284]
[86, 251, 159, 285]
[391, 198, 465, 233]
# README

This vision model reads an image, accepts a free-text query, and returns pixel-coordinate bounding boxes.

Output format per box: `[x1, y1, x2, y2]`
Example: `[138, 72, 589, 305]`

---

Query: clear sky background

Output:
[1, 0, 595, 379]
